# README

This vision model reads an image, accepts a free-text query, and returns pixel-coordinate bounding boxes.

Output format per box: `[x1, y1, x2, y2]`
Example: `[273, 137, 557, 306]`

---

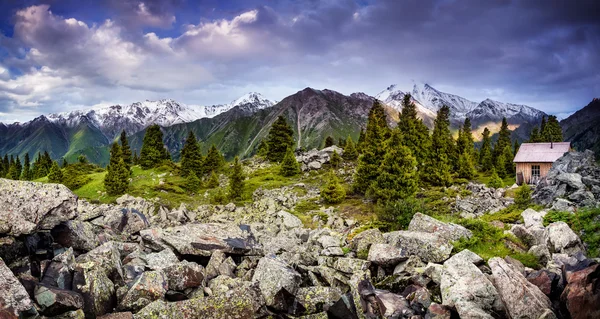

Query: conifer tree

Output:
[7, 162, 19, 180]
[132, 151, 139, 165]
[140, 124, 170, 169]
[457, 118, 474, 155]
[321, 171, 346, 204]
[457, 152, 477, 180]
[0, 154, 3, 178]
[514, 184, 532, 208]
[369, 129, 418, 203]
[502, 145, 515, 177]
[487, 168, 503, 188]
[513, 140, 520, 156]
[280, 147, 300, 177]
[21, 153, 31, 181]
[480, 127, 494, 172]
[203, 145, 224, 175]
[397, 94, 431, 164]
[185, 171, 201, 193]
[494, 117, 511, 161]
[342, 135, 358, 161]
[104, 142, 129, 195]
[180, 131, 203, 177]
[61, 157, 68, 168]
[120, 130, 132, 167]
[496, 152, 507, 178]
[207, 171, 219, 188]
[330, 150, 341, 169]
[14, 156, 22, 179]
[338, 137, 346, 147]
[228, 156, 245, 200]
[266, 116, 294, 162]
[353, 100, 389, 194]
[540, 116, 547, 134]
[423, 105, 453, 186]
[357, 129, 366, 152]
[256, 140, 269, 158]
[324, 136, 334, 148]
[48, 161, 63, 183]
[541, 115, 563, 142]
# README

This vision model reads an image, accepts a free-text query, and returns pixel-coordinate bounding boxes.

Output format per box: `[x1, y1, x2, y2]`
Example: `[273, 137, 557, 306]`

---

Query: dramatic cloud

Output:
[0, 0, 598, 122]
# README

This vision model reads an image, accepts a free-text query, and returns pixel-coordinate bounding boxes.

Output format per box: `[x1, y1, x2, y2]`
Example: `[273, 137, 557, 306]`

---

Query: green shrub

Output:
[210, 188, 227, 205]
[280, 147, 300, 177]
[320, 171, 346, 204]
[206, 171, 219, 188]
[375, 198, 425, 231]
[330, 150, 341, 169]
[514, 184, 532, 208]
[185, 171, 201, 193]
[487, 169, 503, 188]
[481, 205, 523, 223]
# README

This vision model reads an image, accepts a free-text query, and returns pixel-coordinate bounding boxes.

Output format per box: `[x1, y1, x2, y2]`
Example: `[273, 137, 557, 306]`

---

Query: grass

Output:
[474, 171, 516, 188]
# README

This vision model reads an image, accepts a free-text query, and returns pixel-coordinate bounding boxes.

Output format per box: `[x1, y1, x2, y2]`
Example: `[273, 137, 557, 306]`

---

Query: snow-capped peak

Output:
[411, 82, 478, 117]
[230, 92, 273, 108]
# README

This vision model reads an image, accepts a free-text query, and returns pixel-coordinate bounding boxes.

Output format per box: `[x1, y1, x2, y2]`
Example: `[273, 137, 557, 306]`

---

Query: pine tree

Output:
[104, 142, 129, 196]
[207, 171, 219, 188]
[280, 147, 300, 177]
[357, 129, 366, 152]
[514, 184, 532, 208]
[457, 152, 477, 180]
[185, 171, 202, 193]
[256, 140, 269, 158]
[228, 156, 245, 200]
[423, 105, 453, 186]
[120, 130, 132, 167]
[397, 94, 431, 165]
[369, 129, 418, 203]
[203, 145, 224, 175]
[324, 136, 334, 148]
[6, 162, 19, 180]
[180, 131, 203, 177]
[513, 140, 520, 157]
[502, 145, 515, 177]
[342, 135, 358, 161]
[140, 124, 170, 169]
[321, 171, 346, 204]
[353, 100, 389, 194]
[330, 150, 341, 169]
[529, 126, 541, 142]
[61, 157, 69, 168]
[494, 117, 511, 161]
[21, 153, 31, 181]
[14, 156, 22, 180]
[480, 127, 494, 172]
[266, 116, 294, 162]
[48, 161, 63, 183]
[541, 115, 563, 142]
[338, 137, 346, 147]
[540, 116, 547, 134]
[487, 168, 503, 188]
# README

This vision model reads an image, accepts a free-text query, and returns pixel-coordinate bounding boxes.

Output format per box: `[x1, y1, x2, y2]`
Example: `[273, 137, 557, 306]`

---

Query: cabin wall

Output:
[515, 162, 553, 185]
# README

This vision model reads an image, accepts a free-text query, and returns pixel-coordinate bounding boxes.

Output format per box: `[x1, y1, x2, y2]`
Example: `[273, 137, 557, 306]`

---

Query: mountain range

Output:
[0, 83, 594, 166]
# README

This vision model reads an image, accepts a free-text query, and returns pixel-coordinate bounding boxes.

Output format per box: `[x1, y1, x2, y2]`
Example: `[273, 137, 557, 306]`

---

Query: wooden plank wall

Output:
[515, 162, 553, 185]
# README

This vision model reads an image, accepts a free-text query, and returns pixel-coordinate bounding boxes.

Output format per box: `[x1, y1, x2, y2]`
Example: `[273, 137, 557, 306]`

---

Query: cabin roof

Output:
[513, 142, 571, 163]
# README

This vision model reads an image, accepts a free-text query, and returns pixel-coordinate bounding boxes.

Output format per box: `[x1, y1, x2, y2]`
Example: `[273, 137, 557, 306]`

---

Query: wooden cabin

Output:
[513, 142, 570, 185]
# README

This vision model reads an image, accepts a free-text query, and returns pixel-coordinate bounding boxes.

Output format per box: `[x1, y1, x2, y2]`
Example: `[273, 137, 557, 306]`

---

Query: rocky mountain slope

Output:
[560, 98, 600, 157]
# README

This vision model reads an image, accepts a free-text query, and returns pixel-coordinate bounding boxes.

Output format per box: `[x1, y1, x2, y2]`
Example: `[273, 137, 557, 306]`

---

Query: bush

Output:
[48, 161, 63, 183]
[280, 147, 300, 177]
[375, 198, 425, 231]
[330, 150, 341, 169]
[487, 169, 503, 188]
[209, 188, 227, 205]
[206, 171, 219, 188]
[514, 184, 532, 208]
[320, 171, 346, 204]
[185, 171, 201, 193]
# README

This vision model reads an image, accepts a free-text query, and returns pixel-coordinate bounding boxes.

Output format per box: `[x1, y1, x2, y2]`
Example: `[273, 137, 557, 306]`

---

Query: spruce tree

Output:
[21, 153, 31, 181]
[494, 117, 511, 160]
[540, 116, 547, 135]
[266, 116, 294, 162]
[321, 171, 346, 204]
[330, 150, 341, 169]
[353, 100, 389, 194]
[280, 147, 300, 177]
[256, 140, 269, 158]
[357, 129, 366, 152]
[207, 171, 219, 188]
[529, 126, 541, 142]
[513, 140, 520, 156]
[496, 152, 507, 178]
[61, 157, 68, 168]
[397, 94, 431, 164]
[423, 105, 453, 186]
[487, 168, 503, 188]
[48, 161, 63, 183]
[14, 156, 22, 180]
[6, 162, 18, 180]
[480, 127, 494, 172]
[104, 142, 129, 196]
[502, 145, 515, 177]
[514, 184, 532, 208]
[185, 171, 201, 193]
[132, 151, 139, 165]
[324, 136, 334, 148]
[140, 124, 170, 169]
[203, 145, 224, 175]
[180, 131, 203, 177]
[342, 135, 358, 161]
[457, 118, 474, 156]
[457, 152, 477, 180]
[338, 137, 346, 147]
[369, 129, 418, 203]
[541, 115, 563, 142]
[120, 130, 132, 167]
[228, 156, 245, 200]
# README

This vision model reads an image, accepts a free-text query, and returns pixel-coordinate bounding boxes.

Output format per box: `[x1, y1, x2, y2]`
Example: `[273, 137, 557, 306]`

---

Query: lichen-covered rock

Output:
[144, 249, 179, 271]
[252, 255, 301, 306]
[331, 258, 370, 275]
[350, 228, 385, 259]
[295, 286, 342, 314]
[0, 178, 78, 236]
[374, 289, 411, 318]
[529, 244, 551, 266]
[52, 309, 86, 319]
[41, 248, 76, 290]
[98, 312, 133, 319]
[526, 269, 560, 296]
[76, 241, 123, 280]
[205, 250, 226, 280]
[560, 264, 600, 319]
[441, 250, 504, 319]
[547, 222, 585, 256]
[385, 231, 453, 263]
[522, 208, 547, 229]
[408, 213, 472, 242]
[52, 220, 99, 252]
[393, 256, 425, 276]
[34, 285, 84, 316]
[277, 210, 303, 229]
[367, 243, 407, 267]
[0, 257, 36, 318]
[489, 257, 556, 319]
[134, 284, 265, 319]
[163, 261, 205, 291]
[73, 263, 116, 318]
[425, 302, 451, 319]
[118, 271, 167, 312]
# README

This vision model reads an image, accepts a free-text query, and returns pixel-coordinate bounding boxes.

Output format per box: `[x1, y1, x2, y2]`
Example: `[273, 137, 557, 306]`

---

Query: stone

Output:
[0, 179, 78, 236]
[522, 208, 547, 228]
[560, 264, 600, 319]
[526, 270, 560, 296]
[503, 255, 525, 274]
[50, 309, 86, 318]
[308, 161, 322, 170]
[510, 224, 536, 247]
[118, 271, 168, 312]
[547, 222, 584, 255]
[0, 257, 36, 318]
[393, 256, 425, 276]
[277, 210, 303, 229]
[34, 285, 84, 316]
[422, 263, 443, 285]
[425, 302, 451, 319]
[97, 313, 133, 319]
[386, 231, 453, 263]
[551, 198, 575, 212]
[488, 257, 556, 319]
[75, 241, 123, 280]
[140, 223, 259, 256]
[449, 249, 484, 265]
[163, 261, 204, 291]
[367, 243, 407, 266]
[205, 250, 226, 280]
[144, 249, 179, 271]
[251, 255, 301, 307]
[51, 220, 99, 252]
[556, 173, 586, 190]
[41, 249, 75, 290]
[441, 250, 504, 319]
[72, 264, 116, 318]
[408, 213, 472, 241]
[332, 258, 370, 275]
[325, 293, 359, 319]
[529, 245, 551, 266]
[351, 229, 386, 258]
[218, 257, 236, 278]
[374, 289, 411, 318]
[295, 286, 342, 314]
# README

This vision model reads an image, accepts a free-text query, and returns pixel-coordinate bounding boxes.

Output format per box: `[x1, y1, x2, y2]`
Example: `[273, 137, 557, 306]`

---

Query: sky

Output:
[0, 0, 598, 123]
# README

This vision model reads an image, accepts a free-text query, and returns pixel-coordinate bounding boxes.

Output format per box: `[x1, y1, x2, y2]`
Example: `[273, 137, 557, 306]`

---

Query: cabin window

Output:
[532, 165, 540, 178]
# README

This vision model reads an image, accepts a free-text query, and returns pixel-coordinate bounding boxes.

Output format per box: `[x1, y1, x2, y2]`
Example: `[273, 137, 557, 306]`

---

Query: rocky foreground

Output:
[1, 155, 599, 319]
